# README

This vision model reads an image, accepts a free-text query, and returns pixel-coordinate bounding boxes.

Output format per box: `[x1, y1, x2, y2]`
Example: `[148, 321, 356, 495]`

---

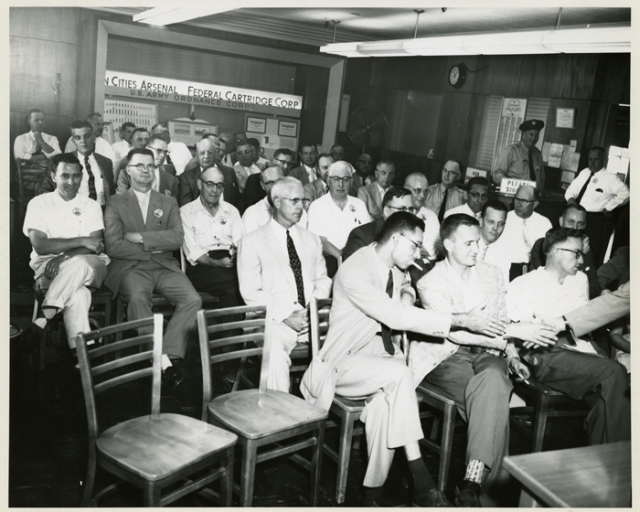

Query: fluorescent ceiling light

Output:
[321, 26, 630, 58]
[133, 6, 234, 27]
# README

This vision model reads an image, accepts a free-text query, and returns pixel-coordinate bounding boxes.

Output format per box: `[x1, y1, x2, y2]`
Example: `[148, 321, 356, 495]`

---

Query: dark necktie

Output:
[575, 171, 594, 206]
[381, 271, 395, 355]
[287, 230, 306, 306]
[33, 138, 43, 155]
[165, 152, 173, 165]
[528, 150, 536, 182]
[438, 187, 449, 222]
[85, 155, 97, 200]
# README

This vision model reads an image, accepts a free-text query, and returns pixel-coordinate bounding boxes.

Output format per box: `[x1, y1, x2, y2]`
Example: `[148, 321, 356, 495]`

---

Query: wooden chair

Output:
[76, 314, 237, 506]
[309, 297, 365, 505]
[14, 158, 51, 225]
[510, 376, 589, 453]
[198, 304, 328, 507]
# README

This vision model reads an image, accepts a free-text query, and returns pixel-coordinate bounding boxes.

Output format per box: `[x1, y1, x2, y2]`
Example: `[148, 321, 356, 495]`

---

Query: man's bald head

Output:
[196, 138, 216, 168]
[201, 166, 224, 182]
[404, 172, 429, 209]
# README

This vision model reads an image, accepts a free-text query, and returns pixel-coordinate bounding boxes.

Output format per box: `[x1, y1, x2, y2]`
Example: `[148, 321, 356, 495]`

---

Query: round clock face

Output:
[449, 66, 460, 85]
[448, 63, 466, 88]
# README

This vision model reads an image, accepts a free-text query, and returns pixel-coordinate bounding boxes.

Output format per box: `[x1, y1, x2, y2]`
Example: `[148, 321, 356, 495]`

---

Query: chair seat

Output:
[331, 395, 366, 413]
[515, 377, 567, 397]
[417, 381, 456, 407]
[97, 413, 237, 482]
[208, 389, 328, 440]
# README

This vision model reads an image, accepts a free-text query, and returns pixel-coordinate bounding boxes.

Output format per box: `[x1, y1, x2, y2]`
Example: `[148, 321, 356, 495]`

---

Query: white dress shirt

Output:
[241, 196, 307, 236]
[167, 141, 193, 176]
[416, 207, 441, 257]
[303, 164, 318, 182]
[477, 237, 511, 284]
[133, 189, 151, 224]
[500, 210, 552, 264]
[564, 168, 630, 212]
[307, 194, 371, 250]
[78, 153, 106, 206]
[269, 217, 304, 260]
[111, 139, 133, 168]
[14, 131, 61, 159]
[180, 198, 242, 265]
[65, 136, 116, 165]
[443, 202, 481, 220]
[234, 162, 262, 192]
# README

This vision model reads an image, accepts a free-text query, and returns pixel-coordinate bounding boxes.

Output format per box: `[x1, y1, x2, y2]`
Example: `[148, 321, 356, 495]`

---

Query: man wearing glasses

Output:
[243, 148, 294, 208]
[116, 135, 177, 197]
[150, 122, 192, 176]
[444, 176, 490, 221]
[233, 139, 262, 194]
[307, 161, 371, 277]
[304, 153, 335, 203]
[425, 160, 467, 221]
[113, 128, 150, 182]
[499, 185, 552, 281]
[343, 187, 416, 261]
[507, 227, 630, 447]
[104, 148, 202, 391]
[358, 160, 396, 220]
[238, 177, 331, 392]
[404, 172, 440, 260]
[181, 166, 244, 323]
[242, 165, 308, 235]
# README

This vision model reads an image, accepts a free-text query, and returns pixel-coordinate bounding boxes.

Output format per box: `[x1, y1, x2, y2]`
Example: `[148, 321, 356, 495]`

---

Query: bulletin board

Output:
[104, 99, 158, 142]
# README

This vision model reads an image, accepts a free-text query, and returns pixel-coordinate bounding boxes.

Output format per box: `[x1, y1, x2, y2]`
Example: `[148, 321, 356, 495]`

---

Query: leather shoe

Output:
[413, 488, 452, 507]
[454, 480, 481, 507]
[162, 356, 188, 391]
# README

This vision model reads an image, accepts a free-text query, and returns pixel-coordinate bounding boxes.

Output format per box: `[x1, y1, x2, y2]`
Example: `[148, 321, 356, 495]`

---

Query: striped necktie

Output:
[287, 230, 306, 306]
[85, 155, 97, 200]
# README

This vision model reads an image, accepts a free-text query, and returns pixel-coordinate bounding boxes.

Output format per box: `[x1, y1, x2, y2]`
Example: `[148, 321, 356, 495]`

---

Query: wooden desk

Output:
[503, 441, 631, 507]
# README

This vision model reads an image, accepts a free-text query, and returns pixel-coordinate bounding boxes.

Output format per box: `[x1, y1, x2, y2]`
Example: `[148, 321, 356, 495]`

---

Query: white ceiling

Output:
[94, 7, 631, 48]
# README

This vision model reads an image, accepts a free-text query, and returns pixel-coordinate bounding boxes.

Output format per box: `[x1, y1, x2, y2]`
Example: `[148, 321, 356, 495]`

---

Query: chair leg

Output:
[142, 483, 161, 507]
[239, 439, 258, 507]
[81, 444, 97, 506]
[309, 423, 325, 506]
[221, 446, 234, 506]
[38, 328, 46, 370]
[115, 297, 125, 341]
[430, 416, 441, 441]
[532, 395, 550, 453]
[335, 411, 358, 504]
[438, 405, 456, 492]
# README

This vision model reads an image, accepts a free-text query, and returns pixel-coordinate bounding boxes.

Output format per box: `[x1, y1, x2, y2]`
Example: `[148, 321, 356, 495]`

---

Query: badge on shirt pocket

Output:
[154, 209, 163, 218]
[164, 190, 171, 196]
[349, 205, 356, 212]
[72, 207, 82, 216]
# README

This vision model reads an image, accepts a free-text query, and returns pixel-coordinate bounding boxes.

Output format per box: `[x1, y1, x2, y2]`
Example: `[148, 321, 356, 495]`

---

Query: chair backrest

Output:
[197, 304, 275, 408]
[309, 298, 333, 358]
[75, 314, 164, 441]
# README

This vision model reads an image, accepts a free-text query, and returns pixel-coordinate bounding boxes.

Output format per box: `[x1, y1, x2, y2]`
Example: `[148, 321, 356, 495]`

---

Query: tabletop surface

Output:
[503, 441, 631, 507]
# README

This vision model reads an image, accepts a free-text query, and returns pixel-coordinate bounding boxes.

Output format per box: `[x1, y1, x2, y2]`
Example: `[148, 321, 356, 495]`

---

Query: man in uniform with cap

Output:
[492, 119, 545, 192]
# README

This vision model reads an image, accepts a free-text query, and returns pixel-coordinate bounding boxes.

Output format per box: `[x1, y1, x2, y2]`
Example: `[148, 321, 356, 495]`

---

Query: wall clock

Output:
[448, 63, 467, 89]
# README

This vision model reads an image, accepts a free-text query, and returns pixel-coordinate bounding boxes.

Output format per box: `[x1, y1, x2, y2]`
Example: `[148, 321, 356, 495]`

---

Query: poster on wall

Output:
[168, 120, 217, 146]
[104, 99, 158, 142]
[494, 98, 528, 158]
[246, 117, 266, 134]
[278, 121, 298, 138]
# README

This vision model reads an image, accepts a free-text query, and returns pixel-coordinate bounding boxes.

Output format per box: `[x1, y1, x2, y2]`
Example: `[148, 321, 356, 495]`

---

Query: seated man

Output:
[507, 227, 630, 445]
[238, 177, 331, 393]
[302, 212, 507, 507]
[116, 135, 178, 197]
[233, 139, 262, 193]
[248, 137, 269, 171]
[330, 144, 345, 162]
[357, 159, 396, 219]
[241, 166, 307, 235]
[425, 160, 467, 221]
[14, 108, 61, 161]
[307, 161, 371, 277]
[404, 172, 440, 260]
[150, 121, 193, 176]
[289, 142, 319, 185]
[104, 148, 201, 389]
[64, 112, 116, 165]
[444, 176, 489, 221]
[412, 214, 556, 506]
[111, 122, 135, 171]
[23, 153, 109, 352]
[181, 167, 243, 315]
[113, 128, 150, 182]
[244, 148, 295, 207]
[476, 200, 511, 284]
[304, 153, 334, 203]
[342, 187, 416, 261]
[530, 204, 600, 298]
[351, 152, 374, 196]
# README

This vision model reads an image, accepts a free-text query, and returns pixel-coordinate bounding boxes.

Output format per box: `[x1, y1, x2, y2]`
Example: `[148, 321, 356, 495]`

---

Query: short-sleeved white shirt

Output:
[307, 194, 371, 250]
[416, 207, 441, 257]
[23, 191, 108, 274]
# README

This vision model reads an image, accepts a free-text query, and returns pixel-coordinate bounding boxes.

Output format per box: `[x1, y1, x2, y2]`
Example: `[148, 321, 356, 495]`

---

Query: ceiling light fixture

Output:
[132, 6, 234, 27]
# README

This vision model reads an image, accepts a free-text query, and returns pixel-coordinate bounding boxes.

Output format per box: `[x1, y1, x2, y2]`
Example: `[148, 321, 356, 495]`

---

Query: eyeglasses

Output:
[406, 186, 426, 195]
[262, 179, 279, 186]
[147, 146, 168, 154]
[556, 248, 585, 259]
[302, 198, 311, 206]
[237, 149, 253, 156]
[275, 159, 292, 167]
[400, 233, 423, 251]
[198, 150, 215, 156]
[514, 197, 535, 204]
[127, 164, 156, 172]
[199, 178, 225, 191]
[443, 170, 461, 176]
[329, 176, 352, 185]
[387, 206, 418, 214]
[281, 197, 304, 205]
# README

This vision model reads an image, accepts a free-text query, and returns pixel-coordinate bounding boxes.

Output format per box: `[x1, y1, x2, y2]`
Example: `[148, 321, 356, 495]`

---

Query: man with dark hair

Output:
[508, 227, 630, 446]
[40, 120, 115, 204]
[564, 146, 629, 266]
[289, 142, 319, 185]
[352, 152, 374, 196]
[492, 119, 545, 191]
[233, 139, 261, 194]
[500, 184, 552, 280]
[304, 153, 334, 203]
[444, 176, 490, 220]
[218, 132, 235, 167]
[358, 160, 396, 219]
[343, 187, 416, 261]
[476, 200, 511, 284]
[530, 204, 600, 298]
[302, 211, 507, 507]
[330, 144, 345, 162]
[413, 213, 555, 506]
[247, 137, 269, 170]
[150, 121, 192, 176]
[105, 147, 201, 390]
[112, 122, 136, 169]
[113, 128, 150, 181]
[425, 160, 467, 221]
[23, 152, 109, 352]
[117, 137, 178, 197]
[272, 148, 295, 175]
[64, 113, 116, 164]
[14, 108, 61, 161]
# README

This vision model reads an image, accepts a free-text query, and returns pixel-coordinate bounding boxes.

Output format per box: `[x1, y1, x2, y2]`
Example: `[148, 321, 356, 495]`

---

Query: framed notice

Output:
[556, 108, 575, 129]
[278, 120, 298, 138]
[246, 117, 266, 134]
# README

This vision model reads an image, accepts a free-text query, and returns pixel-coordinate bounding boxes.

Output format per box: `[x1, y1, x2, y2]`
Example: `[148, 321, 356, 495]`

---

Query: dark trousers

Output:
[325, 254, 339, 279]
[585, 211, 615, 267]
[532, 349, 630, 445]
[186, 263, 244, 324]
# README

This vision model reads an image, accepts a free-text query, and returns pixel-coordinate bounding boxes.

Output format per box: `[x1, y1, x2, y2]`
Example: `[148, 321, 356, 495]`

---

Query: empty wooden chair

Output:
[198, 304, 328, 507]
[76, 314, 237, 506]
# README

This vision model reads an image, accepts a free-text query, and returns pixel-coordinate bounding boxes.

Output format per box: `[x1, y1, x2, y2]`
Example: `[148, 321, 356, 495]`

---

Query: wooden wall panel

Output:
[9, 7, 80, 44]
[550, 54, 597, 100]
[473, 55, 523, 97]
[370, 56, 448, 93]
[543, 98, 591, 152]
